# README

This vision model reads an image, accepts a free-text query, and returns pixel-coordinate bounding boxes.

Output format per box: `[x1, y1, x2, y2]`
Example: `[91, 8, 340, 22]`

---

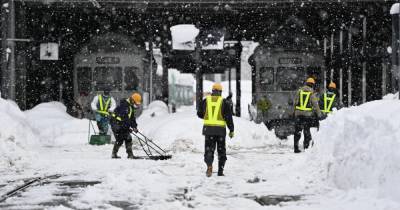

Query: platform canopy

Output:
[16, 0, 386, 5]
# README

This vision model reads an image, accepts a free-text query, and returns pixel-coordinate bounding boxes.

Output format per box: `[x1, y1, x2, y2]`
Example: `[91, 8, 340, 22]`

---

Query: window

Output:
[93, 67, 122, 91]
[124, 66, 139, 91]
[77, 67, 91, 93]
[260, 67, 274, 85]
[277, 67, 306, 91]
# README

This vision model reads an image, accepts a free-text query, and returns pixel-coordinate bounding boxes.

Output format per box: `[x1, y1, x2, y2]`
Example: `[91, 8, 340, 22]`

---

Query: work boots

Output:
[218, 163, 225, 176]
[206, 165, 213, 177]
[111, 143, 121, 159]
[126, 141, 135, 159]
[294, 146, 301, 153]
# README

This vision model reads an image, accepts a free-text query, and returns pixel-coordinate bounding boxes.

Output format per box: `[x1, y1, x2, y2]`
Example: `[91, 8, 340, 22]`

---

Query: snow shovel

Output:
[130, 131, 172, 160]
[88, 119, 111, 145]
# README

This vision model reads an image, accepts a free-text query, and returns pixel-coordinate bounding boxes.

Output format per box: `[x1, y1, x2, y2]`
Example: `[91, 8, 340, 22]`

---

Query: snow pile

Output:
[25, 102, 89, 146]
[138, 106, 277, 153]
[0, 98, 38, 168]
[140, 100, 169, 120]
[307, 100, 400, 203]
[382, 92, 398, 100]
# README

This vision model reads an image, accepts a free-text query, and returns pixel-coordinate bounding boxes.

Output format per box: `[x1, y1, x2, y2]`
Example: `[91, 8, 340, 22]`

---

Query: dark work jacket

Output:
[319, 91, 339, 112]
[110, 99, 137, 131]
[197, 95, 234, 137]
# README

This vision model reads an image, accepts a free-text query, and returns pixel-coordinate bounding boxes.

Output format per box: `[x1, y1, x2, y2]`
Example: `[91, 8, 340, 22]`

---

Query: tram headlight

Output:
[257, 98, 271, 113]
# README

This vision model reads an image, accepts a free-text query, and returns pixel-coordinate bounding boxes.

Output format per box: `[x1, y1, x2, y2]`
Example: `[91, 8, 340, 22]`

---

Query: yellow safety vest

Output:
[322, 93, 336, 113]
[112, 99, 134, 121]
[204, 96, 226, 127]
[97, 94, 111, 116]
[295, 90, 312, 111]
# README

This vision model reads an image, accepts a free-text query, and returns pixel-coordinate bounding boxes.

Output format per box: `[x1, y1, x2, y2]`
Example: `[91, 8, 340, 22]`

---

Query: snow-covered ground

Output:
[1, 96, 400, 210]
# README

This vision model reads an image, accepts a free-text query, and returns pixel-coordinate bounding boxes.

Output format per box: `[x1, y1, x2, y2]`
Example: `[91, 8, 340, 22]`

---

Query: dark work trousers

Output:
[111, 126, 133, 154]
[204, 135, 227, 169]
[294, 116, 313, 150]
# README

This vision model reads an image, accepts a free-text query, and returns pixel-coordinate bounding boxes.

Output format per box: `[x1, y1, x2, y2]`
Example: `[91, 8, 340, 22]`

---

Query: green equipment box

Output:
[89, 135, 111, 145]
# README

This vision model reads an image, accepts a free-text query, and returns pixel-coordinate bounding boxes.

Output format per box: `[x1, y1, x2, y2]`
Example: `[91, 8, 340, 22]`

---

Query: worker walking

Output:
[197, 83, 234, 177]
[320, 82, 340, 119]
[110, 93, 142, 159]
[293, 78, 322, 153]
[91, 89, 116, 135]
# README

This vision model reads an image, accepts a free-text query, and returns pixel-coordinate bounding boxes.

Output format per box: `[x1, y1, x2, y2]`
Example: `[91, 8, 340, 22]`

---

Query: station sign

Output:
[40, 43, 59, 60]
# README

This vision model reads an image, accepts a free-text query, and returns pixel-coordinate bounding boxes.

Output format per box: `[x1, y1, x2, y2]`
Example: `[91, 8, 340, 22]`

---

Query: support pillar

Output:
[161, 57, 169, 105]
[362, 16, 367, 103]
[235, 41, 242, 117]
[348, 27, 353, 106]
[339, 28, 344, 105]
[391, 8, 399, 94]
[228, 68, 231, 94]
[8, 0, 14, 100]
[195, 32, 202, 111]
[1, 0, 8, 98]
[149, 37, 154, 102]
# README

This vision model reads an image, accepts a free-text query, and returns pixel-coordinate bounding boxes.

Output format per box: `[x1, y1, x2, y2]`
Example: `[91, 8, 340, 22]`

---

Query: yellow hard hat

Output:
[212, 83, 223, 91]
[130, 93, 142, 105]
[306, 77, 316, 84]
[328, 82, 337, 89]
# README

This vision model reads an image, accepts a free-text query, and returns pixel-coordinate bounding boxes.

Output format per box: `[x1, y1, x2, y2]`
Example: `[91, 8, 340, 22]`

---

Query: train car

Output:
[73, 33, 158, 118]
[168, 69, 195, 107]
[249, 33, 325, 139]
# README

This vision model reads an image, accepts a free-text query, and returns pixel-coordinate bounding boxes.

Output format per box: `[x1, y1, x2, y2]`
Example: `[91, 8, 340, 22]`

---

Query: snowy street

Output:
[1, 97, 400, 210]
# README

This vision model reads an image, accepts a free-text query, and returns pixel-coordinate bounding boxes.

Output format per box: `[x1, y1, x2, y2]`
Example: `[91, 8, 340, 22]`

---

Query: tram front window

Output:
[93, 67, 122, 91]
[277, 67, 305, 91]
[77, 67, 91, 94]
[125, 67, 139, 90]
[260, 67, 274, 87]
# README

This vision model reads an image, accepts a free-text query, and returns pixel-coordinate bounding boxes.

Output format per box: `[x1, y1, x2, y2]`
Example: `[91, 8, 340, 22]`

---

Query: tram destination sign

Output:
[96, 56, 120, 64]
[278, 57, 302, 64]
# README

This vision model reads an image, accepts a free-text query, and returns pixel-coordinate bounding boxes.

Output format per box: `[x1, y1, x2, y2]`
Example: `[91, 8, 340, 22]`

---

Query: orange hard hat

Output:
[328, 82, 337, 89]
[130, 93, 142, 105]
[212, 83, 223, 91]
[306, 77, 315, 84]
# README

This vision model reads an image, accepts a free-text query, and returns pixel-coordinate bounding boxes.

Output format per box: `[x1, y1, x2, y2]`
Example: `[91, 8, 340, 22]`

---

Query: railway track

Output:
[0, 174, 62, 203]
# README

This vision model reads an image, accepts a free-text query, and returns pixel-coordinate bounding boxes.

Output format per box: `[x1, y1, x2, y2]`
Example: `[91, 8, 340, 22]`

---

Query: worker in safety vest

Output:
[110, 93, 141, 159]
[320, 82, 340, 119]
[197, 83, 234, 177]
[293, 77, 322, 153]
[91, 90, 116, 135]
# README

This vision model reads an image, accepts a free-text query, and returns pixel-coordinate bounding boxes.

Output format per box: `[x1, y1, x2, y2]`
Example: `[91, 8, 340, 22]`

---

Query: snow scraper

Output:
[130, 131, 172, 160]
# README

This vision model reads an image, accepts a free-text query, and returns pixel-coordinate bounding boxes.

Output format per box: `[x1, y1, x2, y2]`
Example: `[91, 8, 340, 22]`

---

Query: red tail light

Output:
[80, 91, 89, 96]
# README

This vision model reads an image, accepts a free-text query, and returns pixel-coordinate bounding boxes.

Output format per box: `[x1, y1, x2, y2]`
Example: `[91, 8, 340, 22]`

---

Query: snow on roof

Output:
[391, 3, 399, 15]
[170, 24, 199, 50]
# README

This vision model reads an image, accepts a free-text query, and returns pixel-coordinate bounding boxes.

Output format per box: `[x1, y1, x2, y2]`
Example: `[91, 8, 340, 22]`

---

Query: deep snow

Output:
[0, 96, 400, 209]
